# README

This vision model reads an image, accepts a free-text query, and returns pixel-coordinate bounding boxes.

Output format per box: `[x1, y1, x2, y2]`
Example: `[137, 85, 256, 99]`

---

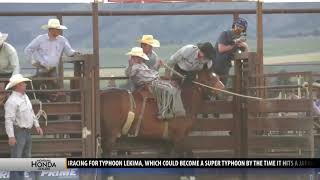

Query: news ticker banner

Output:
[66, 158, 320, 168]
[2, 158, 320, 171]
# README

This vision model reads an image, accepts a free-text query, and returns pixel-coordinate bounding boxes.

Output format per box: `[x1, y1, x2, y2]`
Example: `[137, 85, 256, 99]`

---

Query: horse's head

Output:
[179, 67, 225, 117]
[195, 68, 225, 95]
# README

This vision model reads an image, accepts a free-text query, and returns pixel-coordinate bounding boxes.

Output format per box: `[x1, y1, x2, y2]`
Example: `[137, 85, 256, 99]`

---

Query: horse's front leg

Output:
[170, 116, 195, 158]
[101, 129, 119, 158]
[172, 136, 194, 158]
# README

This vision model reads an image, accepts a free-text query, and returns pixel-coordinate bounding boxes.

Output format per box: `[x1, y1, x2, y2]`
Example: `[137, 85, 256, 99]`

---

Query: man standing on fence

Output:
[24, 18, 78, 86]
[213, 17, 249, 85]
[4, 74, 43, 180]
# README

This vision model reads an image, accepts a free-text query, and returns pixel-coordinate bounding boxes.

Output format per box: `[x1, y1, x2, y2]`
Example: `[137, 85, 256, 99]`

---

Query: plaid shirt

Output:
[125, 63, 159, 87]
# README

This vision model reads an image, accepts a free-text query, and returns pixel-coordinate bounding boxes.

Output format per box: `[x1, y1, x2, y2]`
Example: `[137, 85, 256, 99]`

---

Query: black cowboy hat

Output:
[197, 42, 216, 60]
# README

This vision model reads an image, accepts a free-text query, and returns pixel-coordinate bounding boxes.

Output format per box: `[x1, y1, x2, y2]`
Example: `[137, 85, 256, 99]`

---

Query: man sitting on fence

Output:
[125, 47, 185, 119]
[213, 17, 249, 85]
[0, 32, 20, 78]
[0, 32, 20, 104]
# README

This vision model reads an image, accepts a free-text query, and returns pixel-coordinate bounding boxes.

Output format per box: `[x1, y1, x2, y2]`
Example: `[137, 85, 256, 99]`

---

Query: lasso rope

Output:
[30, 81, 48, 126]
[151, 80, 176, 119]
[163, 63, 263, 101]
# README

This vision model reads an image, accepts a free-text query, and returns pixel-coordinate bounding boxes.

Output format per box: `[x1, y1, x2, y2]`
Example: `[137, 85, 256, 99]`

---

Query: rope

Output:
[134, 97, 147, 136]
[193, 81, 262, 100]
[94, 136, 103, 180]
[128, 90, 136, 112]
[96, 136, 103, 158]
[30, 81, 48, 126]
[151, 80, 175, 119]
[163, 63, 263, 101]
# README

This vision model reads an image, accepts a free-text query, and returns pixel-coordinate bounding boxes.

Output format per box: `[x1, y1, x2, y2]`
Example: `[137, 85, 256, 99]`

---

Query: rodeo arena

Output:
[0, 0, 320, 180]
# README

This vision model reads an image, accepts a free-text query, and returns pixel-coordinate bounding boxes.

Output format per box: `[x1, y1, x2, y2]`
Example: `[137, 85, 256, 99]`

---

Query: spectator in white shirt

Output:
[24, 19, 78, 85]
[0, 32, 20, 78]
[0, 32, 20, 103]
[4, 74, 43, 180]
[312, 81, 320, 115]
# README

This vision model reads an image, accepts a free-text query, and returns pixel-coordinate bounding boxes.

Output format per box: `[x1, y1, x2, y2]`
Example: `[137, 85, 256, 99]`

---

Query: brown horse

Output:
[100, 68, 222, 157]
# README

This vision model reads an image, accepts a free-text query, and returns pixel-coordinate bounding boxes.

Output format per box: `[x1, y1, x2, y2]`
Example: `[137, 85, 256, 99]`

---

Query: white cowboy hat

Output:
[137, 35, 160, 48]
[5, 74, 31, 90]
[41, 19, 67, 30]
[0, 32, 8, 45]
[126, 47, 149, 60]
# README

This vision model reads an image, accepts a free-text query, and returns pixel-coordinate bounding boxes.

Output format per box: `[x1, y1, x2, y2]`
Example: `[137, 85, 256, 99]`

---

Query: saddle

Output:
[133, 84, 156, 100]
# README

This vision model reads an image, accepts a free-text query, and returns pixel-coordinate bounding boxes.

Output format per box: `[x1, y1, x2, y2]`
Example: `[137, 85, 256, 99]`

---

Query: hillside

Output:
[0, 2, 319, 69]
[0, 2, 319, 49]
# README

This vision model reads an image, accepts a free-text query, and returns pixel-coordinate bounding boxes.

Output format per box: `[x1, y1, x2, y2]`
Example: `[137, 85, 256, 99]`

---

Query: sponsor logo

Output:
[31, 159, 57, 171]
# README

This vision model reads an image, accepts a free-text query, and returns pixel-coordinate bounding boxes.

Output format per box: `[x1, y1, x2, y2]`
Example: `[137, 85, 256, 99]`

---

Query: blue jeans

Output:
[213, 53, 233, 86]
[10, 127, 32, 180]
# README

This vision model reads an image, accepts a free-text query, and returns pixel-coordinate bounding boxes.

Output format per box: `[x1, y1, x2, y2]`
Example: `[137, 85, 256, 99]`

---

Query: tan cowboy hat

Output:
[0, 32, 8, 45]
[137, 35, 160, 47]
[126, 47, 149, 60]
[41, 19, 67, 30]
[5, 74, 31, 90]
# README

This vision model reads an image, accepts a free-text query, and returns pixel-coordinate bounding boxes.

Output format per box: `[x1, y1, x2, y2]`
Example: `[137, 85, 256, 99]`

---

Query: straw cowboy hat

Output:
[0, 32, 8, 45]
[41, 19, 67, 30]
[5, 74, 31, 90]
[137, 35, 160, 47]
[126, 47, 149, 60]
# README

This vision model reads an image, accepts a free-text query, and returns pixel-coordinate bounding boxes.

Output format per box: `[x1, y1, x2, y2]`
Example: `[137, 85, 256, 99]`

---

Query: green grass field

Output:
[252, 36, 320, 57]
[97, 36, 320, 67]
